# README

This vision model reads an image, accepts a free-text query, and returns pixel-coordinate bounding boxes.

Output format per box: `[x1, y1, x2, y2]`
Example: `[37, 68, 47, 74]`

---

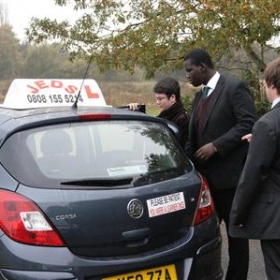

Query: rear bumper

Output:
[189, 236, 223, 280]
[0, 270, 77, 280]
[0, 216, 222, 280]
[0, 236, 222, 280]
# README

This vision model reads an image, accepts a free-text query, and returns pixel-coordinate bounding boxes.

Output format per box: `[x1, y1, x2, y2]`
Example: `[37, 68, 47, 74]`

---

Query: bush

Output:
[255, 100, 270, 118]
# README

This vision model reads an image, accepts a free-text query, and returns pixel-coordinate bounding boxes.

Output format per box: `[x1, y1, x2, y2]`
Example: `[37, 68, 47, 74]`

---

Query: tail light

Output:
[193, 174, 215, 225]
[0, 190, 64, 246]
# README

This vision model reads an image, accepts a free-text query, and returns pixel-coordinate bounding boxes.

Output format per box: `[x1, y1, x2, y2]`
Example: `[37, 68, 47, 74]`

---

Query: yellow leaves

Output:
[242, 3, 250, 11]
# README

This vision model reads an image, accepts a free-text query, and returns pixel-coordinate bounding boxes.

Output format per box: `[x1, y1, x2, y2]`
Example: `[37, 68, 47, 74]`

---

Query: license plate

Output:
[102, 264, 178, 280]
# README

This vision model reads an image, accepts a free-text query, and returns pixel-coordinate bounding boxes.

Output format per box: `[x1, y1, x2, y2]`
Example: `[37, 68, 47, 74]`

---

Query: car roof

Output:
[0, 105, 161, 142]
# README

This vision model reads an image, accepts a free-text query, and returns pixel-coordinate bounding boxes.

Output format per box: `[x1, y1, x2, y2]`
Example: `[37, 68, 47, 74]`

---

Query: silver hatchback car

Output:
[0, 79, 222, 280]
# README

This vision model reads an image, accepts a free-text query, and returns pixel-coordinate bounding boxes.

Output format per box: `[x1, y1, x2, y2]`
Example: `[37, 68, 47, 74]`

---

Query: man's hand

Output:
[195, 143, 217, 162]
[128, 103, 139, 111]
[242, 133, 252, 142]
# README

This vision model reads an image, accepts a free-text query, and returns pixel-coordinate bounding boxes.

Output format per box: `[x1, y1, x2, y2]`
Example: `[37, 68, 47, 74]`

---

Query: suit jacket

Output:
[188, 74, 256, 190]
[230, 103, 280, 239]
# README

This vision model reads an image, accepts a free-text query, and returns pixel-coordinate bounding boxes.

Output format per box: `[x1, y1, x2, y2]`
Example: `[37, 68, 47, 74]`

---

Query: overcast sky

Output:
[7, 0, 77, 41]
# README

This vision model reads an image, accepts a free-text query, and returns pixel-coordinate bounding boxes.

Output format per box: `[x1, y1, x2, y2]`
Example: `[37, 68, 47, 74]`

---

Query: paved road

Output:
[220, 222, 267, 280]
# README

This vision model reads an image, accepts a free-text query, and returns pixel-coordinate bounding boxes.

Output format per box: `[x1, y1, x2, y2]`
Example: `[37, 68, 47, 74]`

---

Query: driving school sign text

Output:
[3, 79, 108, 108]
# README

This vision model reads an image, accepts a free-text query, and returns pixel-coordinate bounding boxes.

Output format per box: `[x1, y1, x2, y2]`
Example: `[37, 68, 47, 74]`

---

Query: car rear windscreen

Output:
[0, 120, 191, 187]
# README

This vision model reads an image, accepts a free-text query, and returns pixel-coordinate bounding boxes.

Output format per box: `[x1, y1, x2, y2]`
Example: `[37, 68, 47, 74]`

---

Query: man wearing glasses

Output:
[128, 77, 189, 150]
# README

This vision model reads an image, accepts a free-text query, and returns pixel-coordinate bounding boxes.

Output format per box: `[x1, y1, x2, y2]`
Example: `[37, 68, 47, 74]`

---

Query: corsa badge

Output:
[127, 199, 144, 219]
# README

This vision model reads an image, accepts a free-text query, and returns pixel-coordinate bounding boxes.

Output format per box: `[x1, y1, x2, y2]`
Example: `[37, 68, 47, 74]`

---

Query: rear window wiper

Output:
[60, 177, 133, 186]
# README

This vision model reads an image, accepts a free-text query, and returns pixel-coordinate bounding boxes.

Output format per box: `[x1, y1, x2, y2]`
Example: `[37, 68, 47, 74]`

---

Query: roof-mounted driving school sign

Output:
[2, 79, 108, 109]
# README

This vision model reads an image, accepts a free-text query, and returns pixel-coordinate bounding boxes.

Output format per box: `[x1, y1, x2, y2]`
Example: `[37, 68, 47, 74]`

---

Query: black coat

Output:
[188, 74, 256, 189]
[230, 102, 280, 239]
[158, 100, 189, 148]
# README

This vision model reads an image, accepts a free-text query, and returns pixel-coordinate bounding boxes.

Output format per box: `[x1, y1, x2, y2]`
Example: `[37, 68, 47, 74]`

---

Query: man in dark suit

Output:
[183, 48, 256, 280]
[230, 57, 280, 280]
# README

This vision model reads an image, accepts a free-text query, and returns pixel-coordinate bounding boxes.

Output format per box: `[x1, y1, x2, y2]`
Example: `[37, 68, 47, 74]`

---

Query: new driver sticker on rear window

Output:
[147, 192, 186, 217]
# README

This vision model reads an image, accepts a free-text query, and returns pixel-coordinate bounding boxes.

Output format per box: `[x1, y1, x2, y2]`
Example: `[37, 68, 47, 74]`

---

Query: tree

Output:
[21, 44, 66, 78]
[26, 0, 280, 78]
[0, 24, 22, 79]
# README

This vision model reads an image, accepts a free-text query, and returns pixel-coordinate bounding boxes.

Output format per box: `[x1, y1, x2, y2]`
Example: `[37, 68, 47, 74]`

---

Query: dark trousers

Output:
[261, 239, 280, 280]
[211, 187, 249, 280]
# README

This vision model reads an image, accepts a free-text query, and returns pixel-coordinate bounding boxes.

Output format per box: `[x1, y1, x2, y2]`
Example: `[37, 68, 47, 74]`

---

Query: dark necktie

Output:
[202, 86, 210, 99]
